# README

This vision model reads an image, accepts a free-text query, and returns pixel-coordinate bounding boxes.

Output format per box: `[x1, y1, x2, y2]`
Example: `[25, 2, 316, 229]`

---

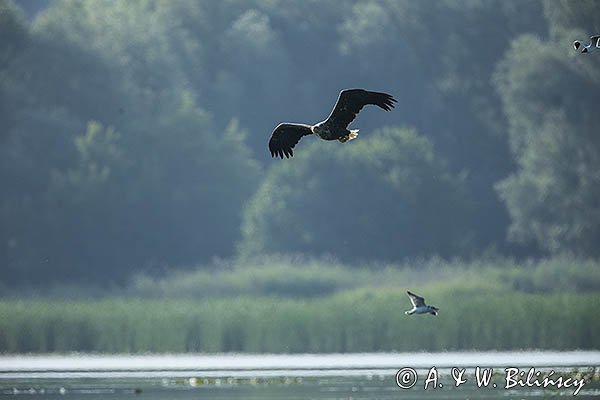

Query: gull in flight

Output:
[573, 35, 600, 53]
[405, 291, 439, 316]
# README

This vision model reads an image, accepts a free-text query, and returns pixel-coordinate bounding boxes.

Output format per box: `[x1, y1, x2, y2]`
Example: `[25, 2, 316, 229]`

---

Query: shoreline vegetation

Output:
[1, 256, 599, 354]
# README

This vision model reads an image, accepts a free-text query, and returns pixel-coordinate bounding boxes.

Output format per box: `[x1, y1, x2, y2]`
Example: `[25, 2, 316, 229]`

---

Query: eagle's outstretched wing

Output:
[407, 291, 426, 308]
[325, 89, 397, 130]
[269, 123, 313, 158]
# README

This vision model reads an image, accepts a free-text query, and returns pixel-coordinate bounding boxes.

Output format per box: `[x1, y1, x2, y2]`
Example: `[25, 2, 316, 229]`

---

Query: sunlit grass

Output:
[1, 255, 598, 353]
[0, 288, 598, 353]
[126, 254, 600, 299]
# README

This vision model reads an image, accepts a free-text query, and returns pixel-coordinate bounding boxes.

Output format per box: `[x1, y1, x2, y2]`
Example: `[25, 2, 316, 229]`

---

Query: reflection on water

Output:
[1, 352, 599, 399]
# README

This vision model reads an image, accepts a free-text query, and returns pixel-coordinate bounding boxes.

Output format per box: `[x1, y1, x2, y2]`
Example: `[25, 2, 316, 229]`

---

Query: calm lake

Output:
[1, 352, 599, 399]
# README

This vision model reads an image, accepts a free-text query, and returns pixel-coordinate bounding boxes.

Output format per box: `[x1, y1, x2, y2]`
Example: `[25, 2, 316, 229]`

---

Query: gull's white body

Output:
[405, 291, 439, 316]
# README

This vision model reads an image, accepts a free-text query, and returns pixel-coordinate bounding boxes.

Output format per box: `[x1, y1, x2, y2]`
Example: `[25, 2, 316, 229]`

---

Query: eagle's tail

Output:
[339, 129, 359, 143]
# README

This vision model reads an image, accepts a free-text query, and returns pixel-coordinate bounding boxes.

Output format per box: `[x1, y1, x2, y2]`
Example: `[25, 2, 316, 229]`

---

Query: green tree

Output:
[494, 1, 600, 255]
[0, 0, 29, 139]
[42, 94, 261, 283]
[240, 127, 472, 261]
[338, 0, 547, 252]
[1, 1, 262, 284]
[544, 0, 600, 38]
[0, 108, 83, 284]
[31, 0, 182, 121]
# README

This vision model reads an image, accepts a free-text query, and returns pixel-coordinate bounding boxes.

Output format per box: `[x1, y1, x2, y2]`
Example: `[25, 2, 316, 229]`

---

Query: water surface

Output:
[1, 352, 599, 399]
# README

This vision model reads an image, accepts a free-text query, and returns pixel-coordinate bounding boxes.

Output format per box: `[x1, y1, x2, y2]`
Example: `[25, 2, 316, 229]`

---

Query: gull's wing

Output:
[324, 89, 396, 130]
[591, 35, 600, 46]
[268, 123, 313, 159]
[407, 291, 426, 308]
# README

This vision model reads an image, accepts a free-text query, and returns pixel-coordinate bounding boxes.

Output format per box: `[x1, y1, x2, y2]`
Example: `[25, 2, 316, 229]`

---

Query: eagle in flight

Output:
[268, 89, 397, 159]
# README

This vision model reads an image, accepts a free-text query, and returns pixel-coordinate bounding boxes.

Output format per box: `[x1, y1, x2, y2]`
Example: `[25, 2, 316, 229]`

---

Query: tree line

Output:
[1, 0, 599, 286]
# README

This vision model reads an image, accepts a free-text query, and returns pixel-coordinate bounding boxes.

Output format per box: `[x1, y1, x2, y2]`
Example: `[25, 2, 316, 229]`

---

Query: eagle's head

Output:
[573, 40, 582, 51]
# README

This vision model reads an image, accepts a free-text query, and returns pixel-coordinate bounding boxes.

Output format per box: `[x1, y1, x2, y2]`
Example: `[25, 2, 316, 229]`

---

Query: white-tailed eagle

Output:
[268, 88, 397, 159]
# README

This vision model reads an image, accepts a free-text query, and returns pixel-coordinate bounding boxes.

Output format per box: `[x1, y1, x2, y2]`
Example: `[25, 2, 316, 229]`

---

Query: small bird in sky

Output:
[268, 88, 397, 159]
[405, 291, 439, 316]
[573, 35, 600, 53]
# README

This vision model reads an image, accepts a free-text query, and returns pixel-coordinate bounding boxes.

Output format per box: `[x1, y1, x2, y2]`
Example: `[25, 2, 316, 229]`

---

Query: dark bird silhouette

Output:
[268, 89, 397, 159]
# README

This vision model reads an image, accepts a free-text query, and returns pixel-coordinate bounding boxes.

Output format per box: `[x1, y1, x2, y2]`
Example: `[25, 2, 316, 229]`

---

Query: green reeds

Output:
[1, 288, 598, 353]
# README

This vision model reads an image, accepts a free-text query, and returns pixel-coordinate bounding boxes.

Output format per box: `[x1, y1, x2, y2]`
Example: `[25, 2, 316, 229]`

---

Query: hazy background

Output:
[0, 0, 599, 353]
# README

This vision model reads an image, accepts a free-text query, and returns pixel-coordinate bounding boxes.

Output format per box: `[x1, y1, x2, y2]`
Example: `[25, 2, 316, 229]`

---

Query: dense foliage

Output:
[494, 0, 600, 255]
[240, 127, 472, 260]
[1, 0, 599, 286]
[1, 291, 598, 353]
[2, 256, 599, 353]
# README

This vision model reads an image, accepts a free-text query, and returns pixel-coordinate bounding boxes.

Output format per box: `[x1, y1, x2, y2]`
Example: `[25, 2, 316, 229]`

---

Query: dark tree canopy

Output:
[0, 0, 594, 286]
[242, 127, 472, 261]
